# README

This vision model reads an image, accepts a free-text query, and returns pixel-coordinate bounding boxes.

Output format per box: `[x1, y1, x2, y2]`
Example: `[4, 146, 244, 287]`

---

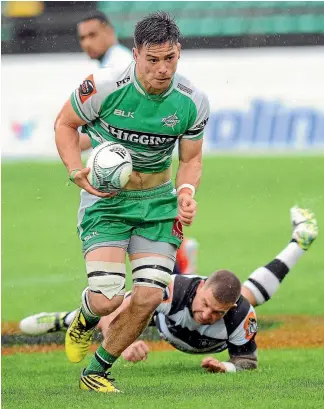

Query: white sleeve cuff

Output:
[221, 362, 237, 373]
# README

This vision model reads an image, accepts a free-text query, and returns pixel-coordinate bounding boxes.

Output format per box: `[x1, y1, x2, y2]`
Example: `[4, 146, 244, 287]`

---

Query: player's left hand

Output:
[201, 357, 227, 373]
[177, 192, 197, 226]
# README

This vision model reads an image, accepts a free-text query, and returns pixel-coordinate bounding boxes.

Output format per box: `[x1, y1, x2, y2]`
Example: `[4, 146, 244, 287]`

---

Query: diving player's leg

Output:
[242, 207, 318, 307]
[19, 311, 76, 335]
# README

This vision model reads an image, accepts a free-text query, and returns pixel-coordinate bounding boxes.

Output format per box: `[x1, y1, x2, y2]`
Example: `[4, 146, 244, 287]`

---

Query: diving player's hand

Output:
[177, 192, 197, 226]
[201, 357, 227, 373]
[122, 341, 149, 363]
[71, 168, 117, 198]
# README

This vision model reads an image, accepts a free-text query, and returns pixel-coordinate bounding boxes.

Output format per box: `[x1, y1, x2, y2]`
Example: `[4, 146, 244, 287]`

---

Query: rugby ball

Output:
[87, 141, 132, 193]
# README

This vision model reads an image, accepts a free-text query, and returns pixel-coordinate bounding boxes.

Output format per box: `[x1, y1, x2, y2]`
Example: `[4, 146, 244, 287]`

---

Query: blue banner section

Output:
[206, 100, 324, 150]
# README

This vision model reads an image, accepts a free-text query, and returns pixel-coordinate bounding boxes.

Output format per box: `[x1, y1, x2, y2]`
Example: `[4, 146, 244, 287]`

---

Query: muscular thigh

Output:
[86, 246, 127, 263]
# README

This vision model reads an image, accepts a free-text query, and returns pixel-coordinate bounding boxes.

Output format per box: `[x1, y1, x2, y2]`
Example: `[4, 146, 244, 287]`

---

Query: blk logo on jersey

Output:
[114, 109, 134, 118]
[162, 112, 180, 129]
[79, 74, 97, 104]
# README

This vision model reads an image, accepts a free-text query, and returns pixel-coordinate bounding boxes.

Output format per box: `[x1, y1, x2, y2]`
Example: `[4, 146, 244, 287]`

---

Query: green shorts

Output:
[77, 181, 183, 255]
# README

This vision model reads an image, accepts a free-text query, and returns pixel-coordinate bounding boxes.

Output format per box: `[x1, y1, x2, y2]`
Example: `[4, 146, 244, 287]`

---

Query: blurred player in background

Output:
[21, 207, 318, 380]
[77, 11, 132, 69]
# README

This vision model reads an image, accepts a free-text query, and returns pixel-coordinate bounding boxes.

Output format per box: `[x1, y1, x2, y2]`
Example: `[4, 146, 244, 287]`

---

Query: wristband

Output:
[221, 362, 237, 373]
[176, 184, 195, 197]
[69, 169, 82, 183]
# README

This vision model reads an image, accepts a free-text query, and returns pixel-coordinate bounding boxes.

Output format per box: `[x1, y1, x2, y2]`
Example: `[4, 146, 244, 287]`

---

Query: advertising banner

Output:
[2, 47, 324, 158]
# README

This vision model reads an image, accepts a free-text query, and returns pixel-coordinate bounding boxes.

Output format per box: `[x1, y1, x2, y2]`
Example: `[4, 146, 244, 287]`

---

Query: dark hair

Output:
[134, 11, 180, 48]
[77, 11, 111, 27]
[205, 270, 241, 305]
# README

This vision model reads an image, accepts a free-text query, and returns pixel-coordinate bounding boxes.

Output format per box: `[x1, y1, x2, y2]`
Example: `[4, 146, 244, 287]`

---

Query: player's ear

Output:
[177, 42, 181, 58]
[197, 280, 204, 292]
[132, 47, 138, 61]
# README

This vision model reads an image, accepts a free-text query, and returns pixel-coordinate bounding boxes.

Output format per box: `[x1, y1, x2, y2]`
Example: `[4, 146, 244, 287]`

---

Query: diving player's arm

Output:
[201, 306, 258, 373]
[227, 350, 258, 371]
[201, 350, 257, 373]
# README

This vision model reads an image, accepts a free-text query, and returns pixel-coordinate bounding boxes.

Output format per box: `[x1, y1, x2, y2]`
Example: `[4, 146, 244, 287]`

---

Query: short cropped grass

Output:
[2, 156, 323, 319]
[2, 156, 324, 408]
[2, 349, 324, 409]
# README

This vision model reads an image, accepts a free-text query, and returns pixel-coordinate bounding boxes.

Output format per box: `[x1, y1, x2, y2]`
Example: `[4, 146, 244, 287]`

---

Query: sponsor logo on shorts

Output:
[79, 74, 97, 104]
[172, 218, 183, 241]
[84, 231, 99, 242]
[244, 311, 258, 340]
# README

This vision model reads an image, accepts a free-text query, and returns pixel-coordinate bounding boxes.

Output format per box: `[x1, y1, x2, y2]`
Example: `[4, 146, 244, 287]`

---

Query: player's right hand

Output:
[71, 168, 116, 198]
[122, 341, 149, 363]
[177, 192, 197, 226]
[201, 357, 227, 373]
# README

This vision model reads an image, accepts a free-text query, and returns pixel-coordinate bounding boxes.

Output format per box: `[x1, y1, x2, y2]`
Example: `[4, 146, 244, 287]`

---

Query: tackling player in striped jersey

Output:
[20, 207, 318, 378]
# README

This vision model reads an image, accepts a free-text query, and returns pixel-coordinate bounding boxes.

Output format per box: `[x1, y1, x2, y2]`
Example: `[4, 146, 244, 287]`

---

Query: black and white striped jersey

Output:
[154, 275, 258, 357]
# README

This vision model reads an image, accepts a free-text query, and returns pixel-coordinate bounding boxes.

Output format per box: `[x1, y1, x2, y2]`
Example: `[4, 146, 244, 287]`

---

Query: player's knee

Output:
[130, 256, 173, 311]
[89, 292, 124, 316]
[130, 286, 164, 313]
[86, 261, 126, 314]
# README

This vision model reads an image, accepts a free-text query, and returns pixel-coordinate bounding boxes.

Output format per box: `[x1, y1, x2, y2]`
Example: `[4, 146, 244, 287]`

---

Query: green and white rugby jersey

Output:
[71, 62, 209, 173]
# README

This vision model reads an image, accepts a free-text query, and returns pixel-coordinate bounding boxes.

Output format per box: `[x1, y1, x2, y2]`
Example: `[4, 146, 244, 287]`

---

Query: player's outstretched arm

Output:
[201, 353, 258, 373]
[176, 138, 203, 226]
[241, 207, 318, 307]
[202, 307, 258, 374]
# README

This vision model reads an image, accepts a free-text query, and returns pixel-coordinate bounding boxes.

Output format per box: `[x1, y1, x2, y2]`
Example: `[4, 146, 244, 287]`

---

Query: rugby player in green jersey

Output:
[55, 12, 209, 392]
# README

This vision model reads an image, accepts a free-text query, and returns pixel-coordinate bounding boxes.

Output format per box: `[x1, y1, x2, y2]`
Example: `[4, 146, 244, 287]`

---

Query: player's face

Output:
[133, 41, 180, 93]
[191, 281, 236, 325]
[78, 19, 113, 60]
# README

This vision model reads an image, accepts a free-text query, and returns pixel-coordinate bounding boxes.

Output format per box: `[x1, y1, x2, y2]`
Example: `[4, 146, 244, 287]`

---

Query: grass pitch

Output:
[2, 349, 324, 409]
[2, 156, 323, 319]
[2, 156, 324, 408]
